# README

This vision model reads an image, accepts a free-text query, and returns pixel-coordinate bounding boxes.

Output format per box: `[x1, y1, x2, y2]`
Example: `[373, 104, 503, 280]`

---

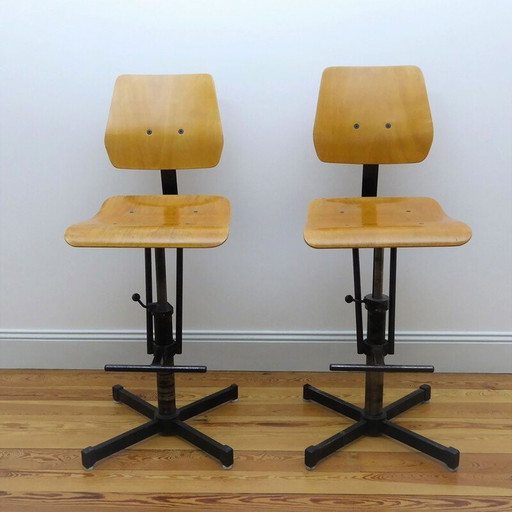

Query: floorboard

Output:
[0, 370, 511, 511]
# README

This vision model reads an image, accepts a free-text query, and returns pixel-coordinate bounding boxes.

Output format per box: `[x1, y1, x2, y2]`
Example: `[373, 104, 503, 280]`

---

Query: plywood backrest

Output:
[313, 66, 433, 165]
[104, 74, 223, 169]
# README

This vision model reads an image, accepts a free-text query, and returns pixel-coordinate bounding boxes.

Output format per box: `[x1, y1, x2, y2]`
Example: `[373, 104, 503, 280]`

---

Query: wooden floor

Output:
[0, 370, 511, 511]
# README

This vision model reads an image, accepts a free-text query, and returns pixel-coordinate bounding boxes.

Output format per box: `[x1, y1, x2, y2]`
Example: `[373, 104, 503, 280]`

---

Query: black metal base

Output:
[303, 383, 459, 470]
[82, 383, 238, 470]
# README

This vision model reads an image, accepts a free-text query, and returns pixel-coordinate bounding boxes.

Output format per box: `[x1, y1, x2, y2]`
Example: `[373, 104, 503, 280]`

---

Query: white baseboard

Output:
[0, 330, 510, 372]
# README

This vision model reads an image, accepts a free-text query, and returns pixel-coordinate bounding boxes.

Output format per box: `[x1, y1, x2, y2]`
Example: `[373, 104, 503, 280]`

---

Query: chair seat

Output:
[65, 195, 230, 248]
[304, 197, 471, 249]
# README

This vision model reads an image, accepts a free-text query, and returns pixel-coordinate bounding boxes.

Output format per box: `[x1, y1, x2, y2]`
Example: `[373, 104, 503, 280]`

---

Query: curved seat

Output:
[65, 195, 230, 248]
[304, 196, 471, 249]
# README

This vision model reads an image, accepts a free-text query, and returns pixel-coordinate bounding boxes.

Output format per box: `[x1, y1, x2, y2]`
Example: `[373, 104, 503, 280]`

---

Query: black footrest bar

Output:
[105, 364, 207, 373]
[329, 364, 434, 373]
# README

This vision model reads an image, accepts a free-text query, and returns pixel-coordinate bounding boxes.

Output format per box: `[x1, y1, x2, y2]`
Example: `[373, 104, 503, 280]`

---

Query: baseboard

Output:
[0, 330, 510, 372]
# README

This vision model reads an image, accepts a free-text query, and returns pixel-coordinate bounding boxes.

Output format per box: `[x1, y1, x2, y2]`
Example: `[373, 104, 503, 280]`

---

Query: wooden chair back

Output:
[104, 74, 223, 170]
[313, 66, 433, 165]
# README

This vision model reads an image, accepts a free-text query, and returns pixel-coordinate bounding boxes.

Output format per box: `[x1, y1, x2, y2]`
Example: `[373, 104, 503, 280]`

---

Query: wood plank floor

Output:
[0, 370, 511, 511]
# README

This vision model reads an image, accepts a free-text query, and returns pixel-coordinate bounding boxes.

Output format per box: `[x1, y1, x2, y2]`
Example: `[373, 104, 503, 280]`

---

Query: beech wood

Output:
[65, 195, 230, 248]
[313, 66, 433, 164]
[105, 74, 223, 170]
[304, 197, 471, 248]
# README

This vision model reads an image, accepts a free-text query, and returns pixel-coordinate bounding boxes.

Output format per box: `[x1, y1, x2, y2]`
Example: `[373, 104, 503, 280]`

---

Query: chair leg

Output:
[82, 419, 160, 470]
[82, 382, 238, 470]
[383, 384, 431, 420]
[304, 383, 459, 470]
[112, 384, 157, 418]
[303, 384, 362, 420]
[82, 248, 238, 470]
[380, 419, 460, 470]
[178, 384, 238, 421]
[305, 247, 459, 470]
[172, 419, 234, 469]
[305, 420, 368, 470]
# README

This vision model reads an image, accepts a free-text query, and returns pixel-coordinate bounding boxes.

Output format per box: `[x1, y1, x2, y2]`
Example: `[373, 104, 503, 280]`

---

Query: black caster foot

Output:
[81, 446, 97, 470]
[112, 384, 124, 402]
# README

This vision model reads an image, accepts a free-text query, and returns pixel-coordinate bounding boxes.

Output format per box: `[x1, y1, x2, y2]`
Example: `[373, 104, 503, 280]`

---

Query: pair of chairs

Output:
[65, 67, 471, 471]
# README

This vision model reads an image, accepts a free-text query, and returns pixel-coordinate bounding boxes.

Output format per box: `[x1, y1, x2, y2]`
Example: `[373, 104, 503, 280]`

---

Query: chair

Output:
[65, 74, 238, 470]
[303, 66, 472, 470]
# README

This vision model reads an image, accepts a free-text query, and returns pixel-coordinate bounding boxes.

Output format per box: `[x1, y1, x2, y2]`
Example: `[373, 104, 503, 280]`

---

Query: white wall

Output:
[1, 0, 511, 371]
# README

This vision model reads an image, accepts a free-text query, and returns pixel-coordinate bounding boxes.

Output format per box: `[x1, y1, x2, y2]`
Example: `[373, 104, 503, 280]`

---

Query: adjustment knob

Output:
[132, 293, 147, 308]
[345, 295, 365, 304]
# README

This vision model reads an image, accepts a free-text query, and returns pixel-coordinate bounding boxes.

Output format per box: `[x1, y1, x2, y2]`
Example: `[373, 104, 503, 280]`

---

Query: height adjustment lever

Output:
[132, 293, 173, 316]
[132, 293, 147, 309]
[345, 295, 365, 305]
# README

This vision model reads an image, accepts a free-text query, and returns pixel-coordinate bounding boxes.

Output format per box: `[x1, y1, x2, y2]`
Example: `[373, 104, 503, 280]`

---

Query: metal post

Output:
[388, 248, 397, 354]
[176, 248, 183, 354]
[144, 248, 154, 355]
[352, 249, 365, 354]
[161, 169, 178, 195]
[154, 248, 176, 416]
[155, 249, 168, 304]
[160, 169, 183, 355]
[362, 164, 379, 198]
[367, 249, 386, 344]
[372, 249, 384, 299]
[364, 248, 386, 416]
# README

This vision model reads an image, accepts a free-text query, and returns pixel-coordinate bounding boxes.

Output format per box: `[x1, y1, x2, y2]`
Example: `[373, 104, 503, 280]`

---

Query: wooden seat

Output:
[305, 196, 471, 249]
[65, 195, 230, 248]
[65, 74, 238, 471]
[302, 66, 471, 472]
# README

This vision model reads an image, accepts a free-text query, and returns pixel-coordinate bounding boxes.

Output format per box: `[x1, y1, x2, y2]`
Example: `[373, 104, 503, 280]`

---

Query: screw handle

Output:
[132, 293, 147, 308]
[345, 295, 365, 305]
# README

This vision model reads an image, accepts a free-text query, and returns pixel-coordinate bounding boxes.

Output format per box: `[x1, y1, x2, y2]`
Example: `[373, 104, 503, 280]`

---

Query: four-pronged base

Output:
[82, 383, 238, 470]
[303, 383, 459, 470]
